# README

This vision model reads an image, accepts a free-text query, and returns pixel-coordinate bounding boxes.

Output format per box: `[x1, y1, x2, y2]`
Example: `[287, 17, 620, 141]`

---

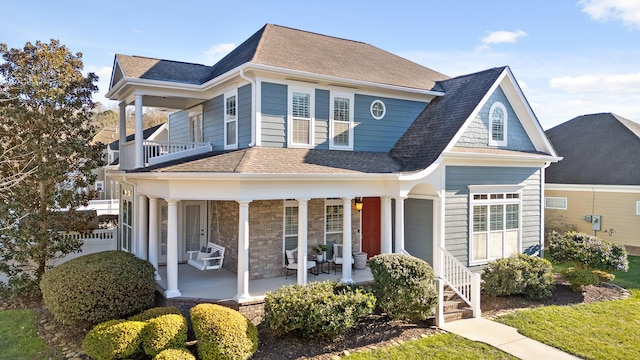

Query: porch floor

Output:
[157, 263, 373, 301]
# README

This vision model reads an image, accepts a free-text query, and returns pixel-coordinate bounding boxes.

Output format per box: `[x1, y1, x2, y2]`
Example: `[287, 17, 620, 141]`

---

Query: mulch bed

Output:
[1, 275, 630, 360]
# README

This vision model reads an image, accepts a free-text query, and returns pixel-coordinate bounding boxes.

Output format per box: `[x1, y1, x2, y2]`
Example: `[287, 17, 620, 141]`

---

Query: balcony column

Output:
[394, 196, 406, 254]
[341, 197, 353, 283]
[165, 199, 181, 298]
[148, 197, 160, 280]
[118, 102, 126, 171]
[296, 198, 310, 285]
[235, 200, 251, 302]
[381, 196, 393, 254]
[137, 194, 148, 260]
[134, 94, 144, 168]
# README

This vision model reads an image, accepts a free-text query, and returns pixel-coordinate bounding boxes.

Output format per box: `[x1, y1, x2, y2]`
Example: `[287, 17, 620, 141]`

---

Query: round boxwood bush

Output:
[190, 303, 258, 360]
[368, 253, 437, 321]
[564, 267, 600, 292]
[482, 254, 554, 300]
[40, 250, 156, 325]
[263, 281, 375, 339]
[129, 306, 183, 322]
[82, 319, 146, 360]
[141, 313, 188, 356]
[548, 231, 629, 272]
[154, 348, 196, 360]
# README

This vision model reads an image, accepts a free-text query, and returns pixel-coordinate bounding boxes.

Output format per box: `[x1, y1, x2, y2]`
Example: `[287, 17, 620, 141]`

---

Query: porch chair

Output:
[285, 248, 316, 279]
[187, 242, 225, 271]
[331, 243, 354, 274]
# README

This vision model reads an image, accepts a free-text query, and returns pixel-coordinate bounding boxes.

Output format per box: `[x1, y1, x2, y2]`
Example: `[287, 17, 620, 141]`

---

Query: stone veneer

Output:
[207, 198, 361, 280]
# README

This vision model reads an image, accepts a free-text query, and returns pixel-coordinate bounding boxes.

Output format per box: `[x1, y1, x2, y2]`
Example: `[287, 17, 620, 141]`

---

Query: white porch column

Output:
[394, 196, 406, 254]
[341, 197, 353, 283]
[381, 196, 393, 254]
[296, 198, 310, 285]
[148, 197, 160, 280]
[134, 94, 144, 169]
[118, 102, 126, 171]
[165, 199, 181, 298]
[137, 195, 148, 260]
[236, 200, 251, 302]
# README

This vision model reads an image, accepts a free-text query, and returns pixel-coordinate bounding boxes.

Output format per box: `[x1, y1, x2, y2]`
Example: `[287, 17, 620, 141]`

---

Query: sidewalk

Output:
[440, 317, 581, 360]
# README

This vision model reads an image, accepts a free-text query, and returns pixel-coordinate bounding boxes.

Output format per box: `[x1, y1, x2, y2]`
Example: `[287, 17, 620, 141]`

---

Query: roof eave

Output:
[123, 171, 401, 181]
[443, 151, 562, 163]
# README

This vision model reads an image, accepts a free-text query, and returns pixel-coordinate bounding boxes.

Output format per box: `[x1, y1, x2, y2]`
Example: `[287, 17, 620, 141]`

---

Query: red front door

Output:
[361, 197, 381, 258]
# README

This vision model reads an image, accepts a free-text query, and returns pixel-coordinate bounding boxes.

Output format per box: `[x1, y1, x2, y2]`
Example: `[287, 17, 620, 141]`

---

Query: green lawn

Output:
[342, 333, 516, 360]
[0, 309, 59, 360]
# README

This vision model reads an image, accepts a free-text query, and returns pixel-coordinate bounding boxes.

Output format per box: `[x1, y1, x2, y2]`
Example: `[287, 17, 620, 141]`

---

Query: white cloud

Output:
[204, 43, 235, 63]
[481, 30, 528, 45]
[549, 72, 640, 93]
[579, 0, 640, 29]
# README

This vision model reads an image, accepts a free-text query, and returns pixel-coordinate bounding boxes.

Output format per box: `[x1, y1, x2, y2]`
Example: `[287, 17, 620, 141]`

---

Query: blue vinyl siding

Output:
[444, 166, 542, 269]
[315, 89, 329, 149]
[456, 86, 535, 151]
[261, 82, 287, 148]
[238, 84, 252, 148]
[354, 95, 427, 152]
[203, 95, 223, 150]
[404, 198, 434, 266]
[168, 110, 189, 142]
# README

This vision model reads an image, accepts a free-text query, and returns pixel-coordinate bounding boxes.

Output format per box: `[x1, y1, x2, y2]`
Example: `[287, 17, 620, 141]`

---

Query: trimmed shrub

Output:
[141, 314, 188, 356]
[40, 250, 156, 325]
[82, 319, 146, 360]
[263, 281, 375, 339]
[482, 254, 554, 300]
[129, 306, 183, 322]
[154, 348, 196, 360]
[564, 267, 599, 292]
[190, 303, 258, 360]
[368, 254, 436, 320]
[548, 231, 629, 272]
[592, 269, 615, 283]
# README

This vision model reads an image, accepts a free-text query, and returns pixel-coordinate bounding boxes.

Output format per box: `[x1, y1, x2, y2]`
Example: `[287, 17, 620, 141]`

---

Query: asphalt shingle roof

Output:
[108, 123, 165, 149]
[545, 113, 640, 185]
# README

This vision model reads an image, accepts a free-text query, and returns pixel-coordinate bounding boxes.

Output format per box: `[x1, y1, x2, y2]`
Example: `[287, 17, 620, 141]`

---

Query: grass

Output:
[0, 309, 59, 360]
[611, 255, 640, 289]
[342, 333, 517, 360]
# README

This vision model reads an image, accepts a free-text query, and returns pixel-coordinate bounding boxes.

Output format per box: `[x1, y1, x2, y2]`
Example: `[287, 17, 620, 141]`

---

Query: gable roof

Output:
[108, 123, 166, 149]
[545, 113, 640, 185]
[91, 125, 134, 146]
[390, 67, 506, 171]
[111, 24, 449, 92]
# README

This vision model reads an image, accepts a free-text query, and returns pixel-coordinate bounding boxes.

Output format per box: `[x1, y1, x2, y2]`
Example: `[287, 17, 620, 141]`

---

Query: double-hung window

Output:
[488, 102, 507, 146]
[224, 89, 238, 149]
[188, 106, 203, 143]
[288, 86, 314, 147]
[469, 186, 522, 264]
[283, 200, 299, 266]
[325, 199, 344, 260]
[330, 92, 354, 150]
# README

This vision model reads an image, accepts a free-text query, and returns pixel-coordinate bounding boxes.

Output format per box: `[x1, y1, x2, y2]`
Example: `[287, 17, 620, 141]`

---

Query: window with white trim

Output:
[370, 99, 386, 120]
[283, 200, 298, 266]
[545, 197, 567, 210]
[95, 180, 104, 192]
[488, 102, 507, 146]
[224, 90, 238, 149]
[470, 191, 521, 264]
[188, 106, 203, 143]
[120, 189, 134, 253]
[288, 87, 314, 147]
[325, 199, 343, 260]
[330, 92, 354, 150]
[636, 201, 640, 215]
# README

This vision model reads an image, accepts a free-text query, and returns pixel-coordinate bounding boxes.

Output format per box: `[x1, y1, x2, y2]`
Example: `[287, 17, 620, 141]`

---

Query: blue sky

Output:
[2, 0, 640, 129]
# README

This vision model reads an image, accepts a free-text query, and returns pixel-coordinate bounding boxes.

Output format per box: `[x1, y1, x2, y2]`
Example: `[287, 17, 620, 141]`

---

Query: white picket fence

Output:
[49, 228, 118, 266]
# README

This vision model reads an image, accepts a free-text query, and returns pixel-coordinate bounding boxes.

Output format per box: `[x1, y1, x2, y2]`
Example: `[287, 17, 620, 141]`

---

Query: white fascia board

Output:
[396, 156, 444, 181]
[442, 151, 562, 163]
[124, 171, 400, 182]
[545, 183, 640, 193]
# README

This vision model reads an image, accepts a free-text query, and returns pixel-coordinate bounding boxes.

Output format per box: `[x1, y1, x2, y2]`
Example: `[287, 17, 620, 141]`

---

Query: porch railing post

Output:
[471, 272, 482, 318]
[434, 278, 445, 326]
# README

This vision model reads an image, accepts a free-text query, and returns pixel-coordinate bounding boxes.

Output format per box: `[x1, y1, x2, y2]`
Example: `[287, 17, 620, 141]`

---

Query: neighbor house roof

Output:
[108, 123, 165, 149]
[113, 24, 449, 92]
[545, 113, 640, 185]
[91, 125, 134, 146]
[390, 67, 506, 171]
[133, 148, 402, 175]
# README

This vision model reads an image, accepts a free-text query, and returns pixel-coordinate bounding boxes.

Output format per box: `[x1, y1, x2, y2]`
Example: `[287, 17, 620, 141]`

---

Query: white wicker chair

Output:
[187, 242, 225, 271]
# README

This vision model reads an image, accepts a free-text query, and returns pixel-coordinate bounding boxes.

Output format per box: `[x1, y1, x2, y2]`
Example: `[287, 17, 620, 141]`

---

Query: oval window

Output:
[370, 100, 386, 120]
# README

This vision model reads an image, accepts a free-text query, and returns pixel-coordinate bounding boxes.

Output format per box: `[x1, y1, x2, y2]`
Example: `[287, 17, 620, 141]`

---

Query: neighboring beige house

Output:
[545, 113, 640, 254]
[91, 125, 135, 200]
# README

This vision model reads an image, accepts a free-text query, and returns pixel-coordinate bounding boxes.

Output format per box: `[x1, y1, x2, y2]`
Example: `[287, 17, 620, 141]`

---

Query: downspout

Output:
[239, 67, 256, 147]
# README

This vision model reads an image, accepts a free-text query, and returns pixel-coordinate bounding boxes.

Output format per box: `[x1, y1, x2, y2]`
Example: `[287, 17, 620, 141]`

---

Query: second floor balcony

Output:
[120, 140, 212, 170]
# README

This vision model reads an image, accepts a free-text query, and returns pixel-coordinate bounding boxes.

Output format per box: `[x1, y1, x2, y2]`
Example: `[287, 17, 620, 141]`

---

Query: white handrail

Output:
[439, 248, 481, 318]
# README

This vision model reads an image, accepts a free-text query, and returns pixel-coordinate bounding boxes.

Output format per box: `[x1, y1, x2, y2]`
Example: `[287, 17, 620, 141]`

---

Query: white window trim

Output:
[636, 201, 640, 215]
[329, 92, 355, 150]
[370, 99, 386, 120]
[224, 89, 238, 150]
[545, 197, 567, 210]
[324, 198, 344, 256]
[95, 180, 104, 192]
[488, 101, 508, 147]
[188, 105, 203, 143]
[469, 187, 522, 266]
[283, 200, 298, 266]
[287, 86, 315, 148]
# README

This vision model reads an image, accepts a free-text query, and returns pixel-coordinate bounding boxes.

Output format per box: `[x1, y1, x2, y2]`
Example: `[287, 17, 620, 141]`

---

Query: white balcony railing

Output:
[120, 140, 212, 170]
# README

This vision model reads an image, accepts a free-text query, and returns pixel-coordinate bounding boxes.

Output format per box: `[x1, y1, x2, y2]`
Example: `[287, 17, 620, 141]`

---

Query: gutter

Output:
[239, 68, 256, 147]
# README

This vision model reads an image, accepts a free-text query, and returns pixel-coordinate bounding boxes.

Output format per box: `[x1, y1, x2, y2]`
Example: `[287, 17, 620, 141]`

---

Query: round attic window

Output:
[370, 100, 386, 120]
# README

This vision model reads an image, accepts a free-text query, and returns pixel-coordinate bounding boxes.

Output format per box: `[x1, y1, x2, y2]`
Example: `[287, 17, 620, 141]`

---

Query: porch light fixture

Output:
[354, 197, 363, 212]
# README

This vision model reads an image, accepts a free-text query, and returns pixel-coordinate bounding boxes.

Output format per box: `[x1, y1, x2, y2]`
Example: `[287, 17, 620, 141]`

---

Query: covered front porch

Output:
[157, 263, 374, 301]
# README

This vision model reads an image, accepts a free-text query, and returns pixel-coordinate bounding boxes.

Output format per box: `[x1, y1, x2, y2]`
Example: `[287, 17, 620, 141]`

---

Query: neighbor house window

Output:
[636, 201, 640, 215]
[470, 188, 521, 264]
[330, 92, 354, 150]
[188, 106, 203, 143]
[325, 199, 344, 260]
[288, 86, 314, 147]
[224, 90, 238, 149]
[95, 181, 104, 192]
[488, 102, 507, 146]
[545, 197, 567, 210]
[283, 200, 298, 266]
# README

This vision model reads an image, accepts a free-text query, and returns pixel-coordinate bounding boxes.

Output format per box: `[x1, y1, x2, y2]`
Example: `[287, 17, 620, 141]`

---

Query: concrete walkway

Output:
[440, 317, 581, 360]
